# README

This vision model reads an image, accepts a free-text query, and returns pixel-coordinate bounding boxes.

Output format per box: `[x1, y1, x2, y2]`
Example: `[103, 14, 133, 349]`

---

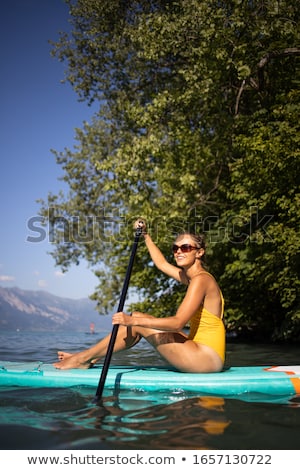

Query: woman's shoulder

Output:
[189, 271, 219, 290]
[191, 270, 215, 281]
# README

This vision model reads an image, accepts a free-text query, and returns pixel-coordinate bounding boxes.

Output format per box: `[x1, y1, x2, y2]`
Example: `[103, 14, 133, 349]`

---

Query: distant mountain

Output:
[0, 287, 112, 332]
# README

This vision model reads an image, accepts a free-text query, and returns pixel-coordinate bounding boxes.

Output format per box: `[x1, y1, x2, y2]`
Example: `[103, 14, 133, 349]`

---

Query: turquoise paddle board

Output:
[0, 361, 300, 399]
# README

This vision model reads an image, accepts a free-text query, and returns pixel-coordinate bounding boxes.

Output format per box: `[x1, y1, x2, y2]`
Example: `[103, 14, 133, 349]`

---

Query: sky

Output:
[0, 0, 101, 299]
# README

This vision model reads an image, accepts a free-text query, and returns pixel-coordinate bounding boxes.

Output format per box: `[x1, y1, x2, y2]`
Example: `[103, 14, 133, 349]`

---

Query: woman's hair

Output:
[176, 232, 206, 251]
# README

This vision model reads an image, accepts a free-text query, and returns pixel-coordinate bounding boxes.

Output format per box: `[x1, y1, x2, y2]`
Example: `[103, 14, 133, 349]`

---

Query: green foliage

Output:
[40, 0, 300, 341]
[216, 92, 300, 341]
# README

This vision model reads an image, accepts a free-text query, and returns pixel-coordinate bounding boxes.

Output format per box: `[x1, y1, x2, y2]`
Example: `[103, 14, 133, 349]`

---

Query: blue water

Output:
[0, 330, 299, 450]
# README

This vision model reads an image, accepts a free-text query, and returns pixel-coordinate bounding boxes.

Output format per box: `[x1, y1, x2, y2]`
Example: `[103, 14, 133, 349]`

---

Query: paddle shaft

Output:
[94, 225, 143, 401]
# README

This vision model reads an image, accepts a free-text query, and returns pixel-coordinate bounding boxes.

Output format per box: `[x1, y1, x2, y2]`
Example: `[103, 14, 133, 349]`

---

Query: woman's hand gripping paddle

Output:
[94, 219, 145, 402]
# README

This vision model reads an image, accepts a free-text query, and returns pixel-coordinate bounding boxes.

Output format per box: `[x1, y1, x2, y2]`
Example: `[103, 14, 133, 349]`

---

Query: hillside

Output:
[0, 286, 112, 332]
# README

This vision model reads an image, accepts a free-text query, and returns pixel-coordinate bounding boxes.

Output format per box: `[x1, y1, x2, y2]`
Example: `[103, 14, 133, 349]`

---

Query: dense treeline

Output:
[40, 0, 300, 341]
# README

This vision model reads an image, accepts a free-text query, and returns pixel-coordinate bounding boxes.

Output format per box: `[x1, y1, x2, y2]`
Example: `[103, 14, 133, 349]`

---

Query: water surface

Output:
[0, 330, 299, 449]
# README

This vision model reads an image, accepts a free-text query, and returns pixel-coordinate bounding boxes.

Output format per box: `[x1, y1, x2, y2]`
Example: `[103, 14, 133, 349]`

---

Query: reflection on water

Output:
[0, 386, 231, 449]
[0, 331, 299, 449]
[91, 394, 230, 450]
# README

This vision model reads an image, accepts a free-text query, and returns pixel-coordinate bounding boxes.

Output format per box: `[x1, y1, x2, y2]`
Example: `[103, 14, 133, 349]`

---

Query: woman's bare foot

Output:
[53, 351, 94, 370]
[57, 351, 73, 361]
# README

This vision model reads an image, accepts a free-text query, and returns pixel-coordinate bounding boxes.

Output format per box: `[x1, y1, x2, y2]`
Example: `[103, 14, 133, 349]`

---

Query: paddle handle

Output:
[94, 223, 144, 401]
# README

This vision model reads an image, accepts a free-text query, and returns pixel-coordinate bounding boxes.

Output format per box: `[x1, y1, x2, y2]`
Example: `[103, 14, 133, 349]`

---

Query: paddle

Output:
[94, 220, 145, 402]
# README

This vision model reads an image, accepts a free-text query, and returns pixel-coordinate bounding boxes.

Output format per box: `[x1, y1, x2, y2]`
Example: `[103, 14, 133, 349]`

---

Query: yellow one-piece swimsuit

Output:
[187, 276, 225, 363]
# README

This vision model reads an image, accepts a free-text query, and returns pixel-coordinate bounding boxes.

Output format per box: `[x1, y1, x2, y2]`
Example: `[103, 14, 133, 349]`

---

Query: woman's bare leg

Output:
[53, 326, 141, 369]
[54, 324, 223, 372]
[145, 331, 223, 372]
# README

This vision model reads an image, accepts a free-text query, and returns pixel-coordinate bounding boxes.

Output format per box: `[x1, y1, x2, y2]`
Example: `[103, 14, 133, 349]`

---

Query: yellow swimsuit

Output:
[187, 275, 226, 362]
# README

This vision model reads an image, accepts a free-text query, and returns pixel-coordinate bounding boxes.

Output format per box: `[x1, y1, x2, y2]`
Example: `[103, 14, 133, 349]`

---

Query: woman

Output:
[54, 220, 225, 372]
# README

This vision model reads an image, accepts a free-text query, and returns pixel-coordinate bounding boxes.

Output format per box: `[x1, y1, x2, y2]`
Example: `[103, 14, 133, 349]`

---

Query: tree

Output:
[39, 0, 300, 341]
[216, 93, 300, 341]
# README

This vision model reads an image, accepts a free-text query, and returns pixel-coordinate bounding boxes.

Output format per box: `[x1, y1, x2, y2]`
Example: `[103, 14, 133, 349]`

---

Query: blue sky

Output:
[0, 0, 100, 299]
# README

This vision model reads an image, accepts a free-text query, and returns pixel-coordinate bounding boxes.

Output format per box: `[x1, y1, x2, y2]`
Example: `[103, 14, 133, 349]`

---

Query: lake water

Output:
[0, 330, 299, 450]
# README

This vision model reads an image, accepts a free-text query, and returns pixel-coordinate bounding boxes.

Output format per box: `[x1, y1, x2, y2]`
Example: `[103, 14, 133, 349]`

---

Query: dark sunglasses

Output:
[172, 244, 199, 254]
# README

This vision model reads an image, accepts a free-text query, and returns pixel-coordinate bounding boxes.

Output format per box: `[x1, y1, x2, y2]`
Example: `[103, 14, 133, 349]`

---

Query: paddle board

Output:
[0, 361, 300, 399]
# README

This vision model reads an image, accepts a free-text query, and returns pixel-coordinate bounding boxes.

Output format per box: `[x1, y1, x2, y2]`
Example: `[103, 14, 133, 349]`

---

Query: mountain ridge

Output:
[0, 286, 112, 332]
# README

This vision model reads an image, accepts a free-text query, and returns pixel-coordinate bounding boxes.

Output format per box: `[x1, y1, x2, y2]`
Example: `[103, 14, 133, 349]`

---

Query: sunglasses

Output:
[172, 244, 199, 253]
